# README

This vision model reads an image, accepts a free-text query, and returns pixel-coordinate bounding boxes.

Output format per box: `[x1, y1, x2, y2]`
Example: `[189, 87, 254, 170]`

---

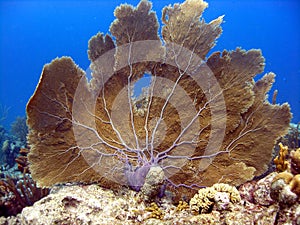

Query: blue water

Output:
[0, 0, 299, 129]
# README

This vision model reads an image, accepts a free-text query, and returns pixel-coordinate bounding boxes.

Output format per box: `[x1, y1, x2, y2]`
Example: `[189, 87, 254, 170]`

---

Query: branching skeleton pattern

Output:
[26, 0, 291, 200]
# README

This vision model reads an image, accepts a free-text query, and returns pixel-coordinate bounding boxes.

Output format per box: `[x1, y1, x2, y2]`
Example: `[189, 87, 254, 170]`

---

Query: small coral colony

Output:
[1, 0, 299, 222]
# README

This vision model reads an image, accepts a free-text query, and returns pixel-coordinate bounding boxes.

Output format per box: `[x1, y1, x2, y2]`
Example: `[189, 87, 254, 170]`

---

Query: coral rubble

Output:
[26, 0, 291, 203]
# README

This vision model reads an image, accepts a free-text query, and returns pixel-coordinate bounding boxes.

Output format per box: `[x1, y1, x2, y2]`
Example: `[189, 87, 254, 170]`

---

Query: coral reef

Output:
[269, 143, 300, 209]
[10, 116, 28, 145]
[271, 172, 298, 205]
[0, 144, 49, 217]
[0, 116, 28, 168]
[0, 174, 298, 224]
[1, 139, 22, 168]
[239, 172, 276, 206]
[15, 147, 30, 173]
[239, 172, 299, 224]
[0, 173, 50, 217]
[189, 183, 240, 214]
[26, 0, 291, 202]
[280, 122, 300, 150]
[271, 171, 300, 204]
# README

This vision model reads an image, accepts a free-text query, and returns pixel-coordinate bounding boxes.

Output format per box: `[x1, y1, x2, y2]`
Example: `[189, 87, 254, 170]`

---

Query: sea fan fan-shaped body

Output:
[26, 0, 291, 200]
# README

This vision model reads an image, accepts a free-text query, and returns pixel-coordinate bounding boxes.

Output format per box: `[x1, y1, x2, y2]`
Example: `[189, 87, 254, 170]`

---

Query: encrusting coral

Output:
[26, 0, 291, 201]
[289, 174, 300, 195]
[290, 147, 300, 174]
[270, 173, 298, 205]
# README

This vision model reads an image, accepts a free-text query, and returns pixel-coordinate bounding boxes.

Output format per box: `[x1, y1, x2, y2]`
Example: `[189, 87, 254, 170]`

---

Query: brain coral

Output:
[26, 0, 291, 201]
[189, 183, 240, 213]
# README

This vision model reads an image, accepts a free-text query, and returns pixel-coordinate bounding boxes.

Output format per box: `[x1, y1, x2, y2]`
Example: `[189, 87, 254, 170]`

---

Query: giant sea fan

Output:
[26, 0, 291, 200]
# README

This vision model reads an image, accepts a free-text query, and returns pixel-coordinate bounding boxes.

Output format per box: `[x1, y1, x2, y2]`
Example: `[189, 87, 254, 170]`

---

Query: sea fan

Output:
[26, 0, 290, 200]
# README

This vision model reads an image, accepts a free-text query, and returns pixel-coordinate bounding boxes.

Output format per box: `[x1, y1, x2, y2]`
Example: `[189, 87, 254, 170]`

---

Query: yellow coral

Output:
[145, 202, 164, 220]
[289, 174, 300, 195]
[274, 142, 289, 172]
[212, 183, 241, 203]
[189, 183, 240, 214]
[176, 201, 189, 211]
[272, 172, 300, 197]
[273, 171, 294, 184]
[189, 189, 215, 214]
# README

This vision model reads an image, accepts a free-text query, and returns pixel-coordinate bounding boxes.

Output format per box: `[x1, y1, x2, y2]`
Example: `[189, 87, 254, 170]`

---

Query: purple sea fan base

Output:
[125, 163, 151, 191]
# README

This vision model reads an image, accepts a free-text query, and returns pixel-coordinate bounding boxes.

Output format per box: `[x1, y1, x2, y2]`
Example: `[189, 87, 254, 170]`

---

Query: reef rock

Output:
[0, 176, 298, 224]
[20, 185, 149, 225]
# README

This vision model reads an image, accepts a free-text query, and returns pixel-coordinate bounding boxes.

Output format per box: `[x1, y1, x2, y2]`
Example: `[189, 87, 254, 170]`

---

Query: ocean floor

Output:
[1, 171, 299, 225]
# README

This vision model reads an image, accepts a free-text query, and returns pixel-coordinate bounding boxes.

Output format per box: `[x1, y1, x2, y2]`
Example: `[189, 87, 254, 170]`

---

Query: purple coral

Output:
[125, 163, 151, 191]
